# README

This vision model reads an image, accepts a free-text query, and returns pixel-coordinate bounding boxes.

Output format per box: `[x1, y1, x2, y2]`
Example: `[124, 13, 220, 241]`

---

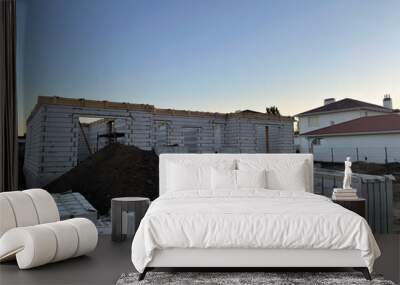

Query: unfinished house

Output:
[24, 96, 294, 187]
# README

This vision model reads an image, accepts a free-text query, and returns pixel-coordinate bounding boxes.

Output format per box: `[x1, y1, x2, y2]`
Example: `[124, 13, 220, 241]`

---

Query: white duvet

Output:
[131, 190, 380, 273]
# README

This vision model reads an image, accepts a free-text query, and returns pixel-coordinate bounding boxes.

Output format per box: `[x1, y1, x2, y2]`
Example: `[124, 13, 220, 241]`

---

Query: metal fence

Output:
[314, 168, 395, 233]
[313, 146, 400, 164]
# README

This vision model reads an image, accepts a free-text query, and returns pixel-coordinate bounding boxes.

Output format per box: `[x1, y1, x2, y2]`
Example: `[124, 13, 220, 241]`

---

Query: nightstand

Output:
[332, 198, 366, 218]
[111, 197, 150, 242]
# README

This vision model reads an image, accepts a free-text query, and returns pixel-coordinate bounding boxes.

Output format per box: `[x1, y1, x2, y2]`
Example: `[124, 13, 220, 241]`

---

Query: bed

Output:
[131, 154, 380, 280]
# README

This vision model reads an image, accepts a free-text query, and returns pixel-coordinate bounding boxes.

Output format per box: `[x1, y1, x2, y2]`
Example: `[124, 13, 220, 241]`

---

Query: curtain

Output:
[0, 0, 18, 192]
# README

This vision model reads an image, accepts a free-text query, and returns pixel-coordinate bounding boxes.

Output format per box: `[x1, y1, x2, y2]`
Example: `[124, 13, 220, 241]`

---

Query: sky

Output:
[17, 0, 400, 135]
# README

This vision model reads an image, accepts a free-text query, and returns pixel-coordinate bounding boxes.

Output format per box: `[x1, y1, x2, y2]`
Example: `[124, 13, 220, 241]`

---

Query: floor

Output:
[393, 182, 400, 233]
[374, 234, 400, 284]
[0, 236, 133, 285]
[0, 234, 399, 285]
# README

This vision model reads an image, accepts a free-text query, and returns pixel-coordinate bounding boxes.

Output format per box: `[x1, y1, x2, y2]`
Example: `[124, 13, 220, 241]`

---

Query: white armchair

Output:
[0, 189, 98, 269]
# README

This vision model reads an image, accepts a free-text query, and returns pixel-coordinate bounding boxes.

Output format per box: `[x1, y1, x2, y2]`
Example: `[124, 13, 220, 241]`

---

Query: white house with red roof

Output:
[303, 114, 400, 163]
[295, 96, 399, 163]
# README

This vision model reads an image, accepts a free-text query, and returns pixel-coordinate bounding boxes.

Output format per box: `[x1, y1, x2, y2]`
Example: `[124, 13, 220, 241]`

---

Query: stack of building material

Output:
[332, 188, 358, 200]
[52, 191, 98, 223]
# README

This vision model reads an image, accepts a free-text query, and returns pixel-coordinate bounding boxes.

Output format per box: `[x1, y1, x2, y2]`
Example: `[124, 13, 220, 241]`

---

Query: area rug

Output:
[116, 272, 396, 285]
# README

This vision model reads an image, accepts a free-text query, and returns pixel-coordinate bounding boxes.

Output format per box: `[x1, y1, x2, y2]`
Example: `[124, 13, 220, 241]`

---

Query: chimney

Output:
[324, 98, 335, 105]
[383, 94, 393, 109]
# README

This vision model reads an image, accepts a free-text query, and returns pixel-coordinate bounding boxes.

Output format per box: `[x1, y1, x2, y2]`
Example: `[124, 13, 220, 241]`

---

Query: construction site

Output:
[22, 96, 295, 212]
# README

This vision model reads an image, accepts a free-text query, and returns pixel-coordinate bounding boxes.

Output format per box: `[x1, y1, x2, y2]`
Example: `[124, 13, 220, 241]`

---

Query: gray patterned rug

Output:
[116, 272, 396, 285]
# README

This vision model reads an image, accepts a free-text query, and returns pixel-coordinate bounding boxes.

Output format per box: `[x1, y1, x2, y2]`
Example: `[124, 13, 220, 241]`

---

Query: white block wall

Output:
[312, 133, 400, 163]
[24, 104, 294, 187]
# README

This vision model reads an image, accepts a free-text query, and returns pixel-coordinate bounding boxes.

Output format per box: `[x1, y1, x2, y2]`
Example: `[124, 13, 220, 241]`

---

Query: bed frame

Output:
[139, 248, 370, 280]
[139, 154, 372, 281]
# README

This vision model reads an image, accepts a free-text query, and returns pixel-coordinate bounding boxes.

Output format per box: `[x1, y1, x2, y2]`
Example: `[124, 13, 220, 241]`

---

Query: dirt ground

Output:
[45, 143, 159, 215]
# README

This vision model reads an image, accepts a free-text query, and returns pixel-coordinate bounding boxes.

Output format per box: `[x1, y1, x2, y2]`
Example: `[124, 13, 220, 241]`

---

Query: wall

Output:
[312, 133, 400, 163]
[152, 112, 227, 153]
[85, 118, 130, 152]
[298, 110, 386, 134]
[77, 124, 90, 162]
[24, 103, 143, 186]
[24, 99, 294, 187]
[24, 106, 45, 187]
[298, 109, 389, 152]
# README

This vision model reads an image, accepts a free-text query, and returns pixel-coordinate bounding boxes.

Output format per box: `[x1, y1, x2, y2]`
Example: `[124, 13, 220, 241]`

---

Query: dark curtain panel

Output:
[0, 0, 18, 192]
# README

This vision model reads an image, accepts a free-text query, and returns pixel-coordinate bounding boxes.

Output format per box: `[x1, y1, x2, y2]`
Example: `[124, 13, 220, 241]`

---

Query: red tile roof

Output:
[296, 98, 392, 116]
[303, 114, 400, 136]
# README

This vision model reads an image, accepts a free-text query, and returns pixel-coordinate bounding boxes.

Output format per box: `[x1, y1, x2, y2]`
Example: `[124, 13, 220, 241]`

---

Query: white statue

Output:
[343, 157, 352, 190]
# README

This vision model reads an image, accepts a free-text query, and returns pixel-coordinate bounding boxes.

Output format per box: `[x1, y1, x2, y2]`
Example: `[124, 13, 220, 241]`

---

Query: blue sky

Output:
[17, 0, 400, 134]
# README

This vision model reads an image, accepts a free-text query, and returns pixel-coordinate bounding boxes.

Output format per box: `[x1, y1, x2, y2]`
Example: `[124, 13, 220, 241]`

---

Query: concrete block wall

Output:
[24, 97, 294, 187]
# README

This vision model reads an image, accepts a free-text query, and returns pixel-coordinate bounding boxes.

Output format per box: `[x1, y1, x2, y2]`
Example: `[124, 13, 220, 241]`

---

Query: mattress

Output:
[131, 190, 380, 273]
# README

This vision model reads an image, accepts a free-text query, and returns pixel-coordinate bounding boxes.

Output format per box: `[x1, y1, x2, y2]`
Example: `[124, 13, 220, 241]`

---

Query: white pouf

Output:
[0, 189, 98, 269]
[1, 191, 40, 227]
[0, 218, 98, 269]
[24, 188, 60, 223]
[0, 195, 17, 237]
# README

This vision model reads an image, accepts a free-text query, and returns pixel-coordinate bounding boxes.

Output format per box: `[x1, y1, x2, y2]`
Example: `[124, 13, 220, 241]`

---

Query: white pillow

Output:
[167, 162, 211, 191]
[266, 161, 306, 191]
[238, 159, 308, 191]
[166, 159, 236, 192]
[236, 169, 267, 189]
[211, 168, 237, 190]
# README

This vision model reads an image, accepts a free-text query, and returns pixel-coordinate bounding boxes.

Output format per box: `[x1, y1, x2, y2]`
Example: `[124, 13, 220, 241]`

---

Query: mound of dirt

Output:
[45, 143, 159, 214]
